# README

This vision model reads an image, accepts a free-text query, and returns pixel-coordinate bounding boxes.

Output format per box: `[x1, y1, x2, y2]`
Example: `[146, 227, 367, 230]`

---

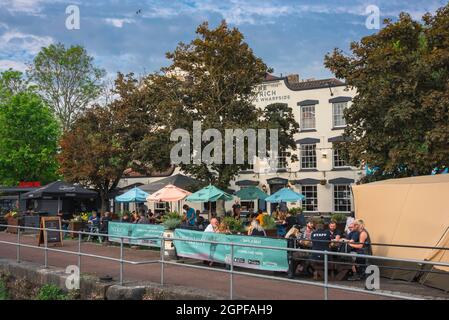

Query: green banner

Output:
[174, 229, 289, 272]
[108, 222, 164, 247]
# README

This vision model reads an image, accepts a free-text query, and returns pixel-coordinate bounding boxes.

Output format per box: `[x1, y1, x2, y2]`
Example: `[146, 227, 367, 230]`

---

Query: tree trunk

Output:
[100, 190, 108, 214]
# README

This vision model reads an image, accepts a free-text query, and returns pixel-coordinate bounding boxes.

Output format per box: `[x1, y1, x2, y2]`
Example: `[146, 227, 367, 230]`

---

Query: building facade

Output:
[228, 75, 362, 216]
[117, 74, 362, 216]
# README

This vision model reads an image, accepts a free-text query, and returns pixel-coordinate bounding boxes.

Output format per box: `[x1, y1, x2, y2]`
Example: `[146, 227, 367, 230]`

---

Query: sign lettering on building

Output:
[254, 82, 290, 103]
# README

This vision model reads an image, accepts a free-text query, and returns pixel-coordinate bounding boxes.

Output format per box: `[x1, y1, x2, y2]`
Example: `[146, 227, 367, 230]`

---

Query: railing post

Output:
[44, 226, 48, 268]
[230, 243, 234, 300]
[119, 237, 124, 285]
[16, 227, 20, 263]
[160, 237, 165, 286]
[78, 232, 82, 271]
[324, 251, 328, 300]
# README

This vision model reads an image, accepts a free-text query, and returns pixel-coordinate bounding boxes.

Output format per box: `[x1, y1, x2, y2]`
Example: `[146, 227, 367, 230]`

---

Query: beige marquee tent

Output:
[352, 174, 449, 291]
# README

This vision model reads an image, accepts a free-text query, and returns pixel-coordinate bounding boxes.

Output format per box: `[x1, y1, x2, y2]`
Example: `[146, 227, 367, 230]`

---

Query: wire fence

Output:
[0, 223, 448, 300]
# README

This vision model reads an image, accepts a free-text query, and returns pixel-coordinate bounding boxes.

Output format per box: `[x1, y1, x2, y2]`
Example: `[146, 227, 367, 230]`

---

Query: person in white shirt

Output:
[204, 218, 219, 233]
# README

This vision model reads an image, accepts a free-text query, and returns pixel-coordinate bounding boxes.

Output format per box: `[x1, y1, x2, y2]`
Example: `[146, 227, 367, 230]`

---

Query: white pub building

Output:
[117, 74, 362, 217]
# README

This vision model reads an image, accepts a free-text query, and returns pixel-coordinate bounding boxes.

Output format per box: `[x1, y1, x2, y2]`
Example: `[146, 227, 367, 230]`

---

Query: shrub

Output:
[288, 207, 302, 215]
[331, 213, 347, 223]
[262, 215, 277, 230]
[223, 217, 244, 233]
[163, 218, 182, 230]
[36, 284, 67, 300]
[0, 279, 8, 300]
[163, 211, 183, 221]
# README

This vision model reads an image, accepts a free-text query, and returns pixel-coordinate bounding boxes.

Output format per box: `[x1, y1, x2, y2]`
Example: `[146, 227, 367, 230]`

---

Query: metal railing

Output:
[0, 223, 448, 300]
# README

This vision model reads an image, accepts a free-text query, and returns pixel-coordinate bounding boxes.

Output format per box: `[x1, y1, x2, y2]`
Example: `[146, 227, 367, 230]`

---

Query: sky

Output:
[0, 0, 447, 80]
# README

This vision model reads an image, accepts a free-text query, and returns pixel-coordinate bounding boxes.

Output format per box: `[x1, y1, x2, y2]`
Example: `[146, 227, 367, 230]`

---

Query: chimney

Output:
[287, 74, 300, 83]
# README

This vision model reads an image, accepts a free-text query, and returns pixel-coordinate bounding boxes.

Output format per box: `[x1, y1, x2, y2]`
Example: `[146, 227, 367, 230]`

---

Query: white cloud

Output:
[1, 0, 44, 15]
[0, 30, 53, 55]
[104, 18, 135, 28]
[0, 59, 27, 72]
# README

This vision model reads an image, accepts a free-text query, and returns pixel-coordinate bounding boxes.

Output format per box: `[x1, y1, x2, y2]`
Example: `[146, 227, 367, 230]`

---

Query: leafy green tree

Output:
[145, 21, 299, 189]
[0, 77, 60, 186]
[58, 105, 129, 212]
[0, 69, 29, 101]
[27, 43, 105, 131]
[324, 5, 449, 181]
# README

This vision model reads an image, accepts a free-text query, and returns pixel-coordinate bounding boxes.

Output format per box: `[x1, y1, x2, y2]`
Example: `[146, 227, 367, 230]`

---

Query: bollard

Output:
[44, 227, 48, 268]
[119, 237, 124, 285]
[324, 251, 328, 300]
[16, 227, 20, 263]
[160, 237, 165, 286]
[230, 243, 234, 300]
[78, 232, 82, 271]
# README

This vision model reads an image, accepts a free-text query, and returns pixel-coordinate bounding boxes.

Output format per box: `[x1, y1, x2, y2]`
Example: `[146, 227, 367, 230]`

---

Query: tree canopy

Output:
[142, 21, 297, 189]
[27, 43, 105, 131]
[0, 71, 60, 186]
[325, 4, 449, 181]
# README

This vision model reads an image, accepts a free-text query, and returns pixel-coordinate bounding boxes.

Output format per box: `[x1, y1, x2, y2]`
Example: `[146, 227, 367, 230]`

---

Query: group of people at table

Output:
[57, 201, 371, 280]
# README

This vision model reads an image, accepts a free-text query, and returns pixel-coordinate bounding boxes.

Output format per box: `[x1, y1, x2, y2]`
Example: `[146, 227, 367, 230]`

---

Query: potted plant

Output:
[331, 213, 347, 233]
[223, 216, 244, 234]
[162, 211, 183, 259]
[288, 207, 302, 216]
[5, 210, 21, 234]
[262, 215, 278, 238]
[69, 212, 89, 238]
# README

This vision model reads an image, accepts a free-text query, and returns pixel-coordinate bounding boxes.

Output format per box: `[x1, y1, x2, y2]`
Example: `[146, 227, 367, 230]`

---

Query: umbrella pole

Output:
[208, 201, 211, 221]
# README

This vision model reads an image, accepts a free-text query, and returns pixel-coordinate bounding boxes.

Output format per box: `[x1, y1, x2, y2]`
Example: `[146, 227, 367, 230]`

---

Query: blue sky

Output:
[0, 0, 447, 79]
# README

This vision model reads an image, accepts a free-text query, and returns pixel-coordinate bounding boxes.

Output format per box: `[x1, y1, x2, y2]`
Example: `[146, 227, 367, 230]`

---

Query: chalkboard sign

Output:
[38, 217, 63, 247]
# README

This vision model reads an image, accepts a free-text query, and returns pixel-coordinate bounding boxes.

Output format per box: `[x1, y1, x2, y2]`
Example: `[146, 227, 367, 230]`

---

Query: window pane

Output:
[333, 147, 347, 168]
[300, 144, 317, 169]
[333, 185, 352, 212]
[301, 185, 318, 212]
[301, 105, 316, 130]
[333, 102, 347, 127]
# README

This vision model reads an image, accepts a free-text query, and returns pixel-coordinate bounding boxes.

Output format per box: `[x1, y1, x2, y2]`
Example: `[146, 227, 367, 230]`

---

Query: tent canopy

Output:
[186, 185, 233, 203]
[115, 187, 149, 203]
[147, 184, 191, 202]
[265, 187, 304, 203]
[140, 174, 204, 194]
[21, 181, 97, 199]
[235, 186, 268, 201]
[352, 174, 449, 290]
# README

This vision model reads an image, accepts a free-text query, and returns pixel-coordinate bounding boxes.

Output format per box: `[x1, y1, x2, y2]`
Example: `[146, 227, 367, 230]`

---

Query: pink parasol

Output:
[146, 184, 191, 202]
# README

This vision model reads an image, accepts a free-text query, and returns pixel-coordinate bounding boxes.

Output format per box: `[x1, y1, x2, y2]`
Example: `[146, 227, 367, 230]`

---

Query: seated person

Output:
[248, 220, 266, 237]
[204, 218, 219, 233]
[328, 220, 342, 250]
[299, 220, 315, 248]
[311, 222, 332, 261]
[121, 213, 131, 223]
[285, 211, 297, 233]
[255, 209, 265, 226]
[147, 212, 156, 224]
[100, 211, 112, 233]
[88, 211, 101, 231]
[276, 211, 288, 237]
[196, 215, 205, 230]
[136, 211, 149, 224]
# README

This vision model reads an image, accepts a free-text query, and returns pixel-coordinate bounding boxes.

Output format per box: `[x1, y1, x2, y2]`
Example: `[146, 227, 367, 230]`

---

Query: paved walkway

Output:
[0, 231, 446, 300]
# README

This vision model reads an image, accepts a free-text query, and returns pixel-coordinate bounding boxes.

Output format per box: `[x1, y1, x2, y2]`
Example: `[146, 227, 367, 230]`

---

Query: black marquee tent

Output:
[21, 181, 98, 215]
